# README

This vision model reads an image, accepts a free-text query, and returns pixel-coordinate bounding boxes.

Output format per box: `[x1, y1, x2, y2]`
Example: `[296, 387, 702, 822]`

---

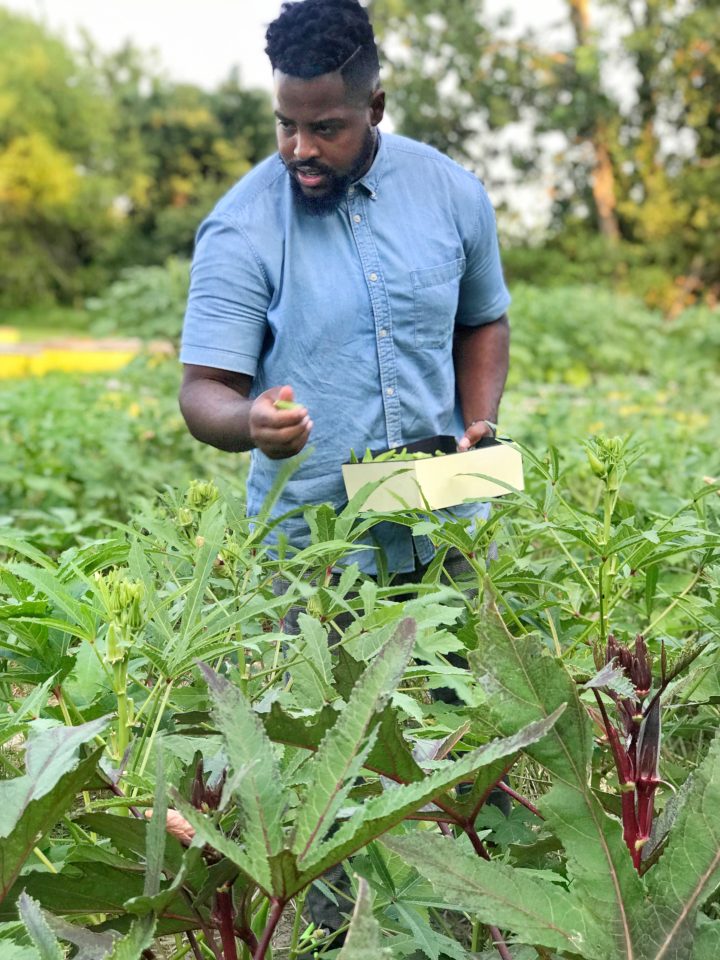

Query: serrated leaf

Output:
[291, 619, 416, 866]
[0, 718, 109, 905]
[584, 663, 636, 700]
[691, 917, 720, 960]
[198, 664, 287, 892]
[639, 732, 720, 960]
[338, 878, 391, 959]
[5, 563, 94, 639]
[470, 595, 642, 958]
[105, 917, 155, 960]
[44, 914, 119, 960]
[17, 894, 63, 960]
[144, 747, 167, 898]
[289, 615, 335, 711]
[171, 506, 226, 673]
[387, 832, 603, 958]
[301, 708, 565, 883]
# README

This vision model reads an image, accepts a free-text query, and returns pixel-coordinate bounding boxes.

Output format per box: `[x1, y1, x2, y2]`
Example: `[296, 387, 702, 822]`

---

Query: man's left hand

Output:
[457, 419, 496, 452]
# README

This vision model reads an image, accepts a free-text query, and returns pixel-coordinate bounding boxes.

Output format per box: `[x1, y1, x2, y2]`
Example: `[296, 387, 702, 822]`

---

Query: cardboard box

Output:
[341, 435, 524, 512]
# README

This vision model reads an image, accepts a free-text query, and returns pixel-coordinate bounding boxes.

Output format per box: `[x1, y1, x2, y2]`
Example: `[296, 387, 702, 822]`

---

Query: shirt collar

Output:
[353, 129, 385, 199]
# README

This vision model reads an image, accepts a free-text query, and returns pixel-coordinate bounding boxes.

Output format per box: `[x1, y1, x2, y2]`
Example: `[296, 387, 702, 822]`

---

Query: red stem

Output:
[216, 889, 238, 960]
[488, 926, 514, 960]
[186, 931, 204, 960]
[253, 898, 285, 960]
[105, 778, 143, 820]
[464, 826, 514, 958]
[465, 823, 491, 861]
[497, 781, 544, 820]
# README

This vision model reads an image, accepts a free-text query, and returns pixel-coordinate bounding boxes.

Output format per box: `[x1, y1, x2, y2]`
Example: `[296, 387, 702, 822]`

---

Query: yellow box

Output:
[342, 436, 524, 512]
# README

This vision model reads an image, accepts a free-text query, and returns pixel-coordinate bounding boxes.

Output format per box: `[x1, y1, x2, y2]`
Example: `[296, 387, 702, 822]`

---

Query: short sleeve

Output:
[455, 182, 511, 327]
[180, 215, 271, 376]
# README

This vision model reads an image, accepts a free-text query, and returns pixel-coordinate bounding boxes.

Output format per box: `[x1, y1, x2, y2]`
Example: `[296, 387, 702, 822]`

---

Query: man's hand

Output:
[457, 419, 496, 452]
[250, 384, 313, 459]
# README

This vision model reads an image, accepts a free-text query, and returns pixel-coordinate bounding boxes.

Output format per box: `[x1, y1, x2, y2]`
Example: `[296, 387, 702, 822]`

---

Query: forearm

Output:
[179, 377, 254, 453]
[454, 314, 510, 433]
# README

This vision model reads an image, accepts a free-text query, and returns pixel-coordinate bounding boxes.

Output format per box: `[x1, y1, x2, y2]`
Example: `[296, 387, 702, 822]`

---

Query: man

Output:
[179, 0, 510, 578]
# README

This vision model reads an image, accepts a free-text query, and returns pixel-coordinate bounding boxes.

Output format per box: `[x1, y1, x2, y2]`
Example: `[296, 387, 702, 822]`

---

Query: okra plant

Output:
[1, 433, 719, 960]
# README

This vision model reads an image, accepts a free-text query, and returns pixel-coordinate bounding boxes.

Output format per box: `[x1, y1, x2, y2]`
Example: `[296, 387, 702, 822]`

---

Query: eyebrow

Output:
[274, 111, 344, 127]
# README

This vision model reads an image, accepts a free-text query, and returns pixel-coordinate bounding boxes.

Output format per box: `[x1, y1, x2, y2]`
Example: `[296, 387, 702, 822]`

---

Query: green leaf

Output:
[104, 917, 155, 960]
[0, 717, 108, 905]
[171, 505, 226, 674]
[16, 894, 63, 960]
[6, 563, 94, 639]
[291, 618, 417, 867]
[43, 914, 119, 960]
[288, 614, 335, 710]
[302, 708, 565, 884]
[338, 877, 391, 959]
[691, 917, 720, 960]
[386, 832, 601, 957]
[639, 732, 720, 960]
[470, 595, 642, 958]
[198, 662, 287, 891]
[144, 746, 167, 898]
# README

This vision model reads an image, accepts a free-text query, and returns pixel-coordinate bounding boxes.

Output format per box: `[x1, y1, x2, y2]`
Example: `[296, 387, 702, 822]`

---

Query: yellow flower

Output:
[128, 402, 141, 418]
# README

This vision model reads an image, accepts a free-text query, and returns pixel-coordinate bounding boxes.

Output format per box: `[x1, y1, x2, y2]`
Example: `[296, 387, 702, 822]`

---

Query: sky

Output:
[3, 0, 572, 93]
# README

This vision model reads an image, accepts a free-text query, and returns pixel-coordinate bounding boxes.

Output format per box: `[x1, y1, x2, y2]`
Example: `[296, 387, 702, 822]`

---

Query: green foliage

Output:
[0, 718, 108, 905]
[0, 10, 274, 306]
[0, 280, 718, 957]
[0, 355, 240, 544]
[85, 257, 189, 342]
[372, 0, 720, 303]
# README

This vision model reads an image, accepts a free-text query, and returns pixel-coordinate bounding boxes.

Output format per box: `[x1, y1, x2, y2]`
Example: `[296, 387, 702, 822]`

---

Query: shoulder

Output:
[380, 133, 496, 238]
[203, 154, 287, 234]
[382, 133, 485, 195]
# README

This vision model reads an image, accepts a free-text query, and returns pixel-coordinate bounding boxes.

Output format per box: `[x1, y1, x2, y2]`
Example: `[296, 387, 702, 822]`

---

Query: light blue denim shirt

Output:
[181, 132, 511, 573]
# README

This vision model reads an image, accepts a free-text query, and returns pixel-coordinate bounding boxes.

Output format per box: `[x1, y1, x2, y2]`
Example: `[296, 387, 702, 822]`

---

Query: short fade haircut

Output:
[265, 0, 380, 101]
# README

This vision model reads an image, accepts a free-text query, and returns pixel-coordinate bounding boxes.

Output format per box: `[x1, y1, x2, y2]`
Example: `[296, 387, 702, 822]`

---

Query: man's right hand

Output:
[249, 384, 313, 459]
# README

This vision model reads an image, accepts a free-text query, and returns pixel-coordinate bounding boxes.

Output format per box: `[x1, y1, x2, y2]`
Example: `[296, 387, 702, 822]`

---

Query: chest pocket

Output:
[412, 257, 465, 348]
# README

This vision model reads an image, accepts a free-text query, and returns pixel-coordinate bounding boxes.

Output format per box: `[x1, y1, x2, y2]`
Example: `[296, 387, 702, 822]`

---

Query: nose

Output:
[294, 129, 320, 162]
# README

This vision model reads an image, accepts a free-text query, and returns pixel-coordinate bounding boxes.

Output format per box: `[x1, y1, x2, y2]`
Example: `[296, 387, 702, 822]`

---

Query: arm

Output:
[453, 313, 510, 451]
[179, 364, 313, 459]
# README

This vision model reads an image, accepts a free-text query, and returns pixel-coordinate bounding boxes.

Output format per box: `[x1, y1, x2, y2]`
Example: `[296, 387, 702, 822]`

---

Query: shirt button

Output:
[379, 328, 387, 337]
[348, 185, 355, 195]
[353, 214, 361, 224]
[369, 272, 378, 282]
[386, 387, 394, 397]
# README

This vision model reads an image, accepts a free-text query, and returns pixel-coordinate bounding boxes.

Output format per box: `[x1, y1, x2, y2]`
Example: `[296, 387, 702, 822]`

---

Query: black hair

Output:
[265, 0, 380, 100]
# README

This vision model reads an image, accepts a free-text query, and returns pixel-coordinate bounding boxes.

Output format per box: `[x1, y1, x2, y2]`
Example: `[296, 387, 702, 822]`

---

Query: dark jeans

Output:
[274, 546, 509, 944]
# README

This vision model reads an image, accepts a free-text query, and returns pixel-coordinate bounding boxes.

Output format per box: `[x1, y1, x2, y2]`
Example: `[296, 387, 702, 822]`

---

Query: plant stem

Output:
[216, 888, 238, 960]
[136, 677, 174, 778]
[186, 932, 204, 960]
[489, 926, 513, 960]
[544, 609, 562, 658]
[254, 898, 285, 960]
[497, 781, 544, 819]
[287, 891, 306, 960]
[33, 846, 57, 873]
[104, 777, 143, 820]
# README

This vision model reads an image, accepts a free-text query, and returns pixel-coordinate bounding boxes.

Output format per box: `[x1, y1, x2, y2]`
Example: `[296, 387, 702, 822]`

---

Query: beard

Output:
[285, 127, 377, 218]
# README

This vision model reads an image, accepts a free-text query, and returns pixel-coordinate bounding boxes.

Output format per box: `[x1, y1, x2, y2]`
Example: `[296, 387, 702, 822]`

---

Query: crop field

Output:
[1, 285, 719, 960]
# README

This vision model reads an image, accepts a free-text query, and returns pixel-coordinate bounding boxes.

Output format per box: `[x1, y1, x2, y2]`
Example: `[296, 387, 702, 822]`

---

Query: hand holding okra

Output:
[248, 384, 312, 459]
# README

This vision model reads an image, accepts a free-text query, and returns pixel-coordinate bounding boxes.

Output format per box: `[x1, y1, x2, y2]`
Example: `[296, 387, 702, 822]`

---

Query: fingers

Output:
[250, 386, 313, 458]
[457, 420, 495, 452]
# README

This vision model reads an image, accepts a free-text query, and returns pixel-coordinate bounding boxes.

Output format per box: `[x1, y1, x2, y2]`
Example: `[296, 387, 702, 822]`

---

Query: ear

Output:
[369, 88, 385, 126]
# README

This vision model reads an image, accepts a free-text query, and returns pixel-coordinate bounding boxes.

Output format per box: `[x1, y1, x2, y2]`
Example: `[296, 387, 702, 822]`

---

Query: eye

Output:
[276, 118, 295, 132]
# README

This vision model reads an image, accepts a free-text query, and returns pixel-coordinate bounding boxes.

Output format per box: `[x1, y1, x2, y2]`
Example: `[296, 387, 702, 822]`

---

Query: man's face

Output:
[273, 70, 384, 216]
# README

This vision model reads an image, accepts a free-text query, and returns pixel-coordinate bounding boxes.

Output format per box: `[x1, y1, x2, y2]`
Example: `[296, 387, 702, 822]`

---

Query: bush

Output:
[85, 257, 190, 342]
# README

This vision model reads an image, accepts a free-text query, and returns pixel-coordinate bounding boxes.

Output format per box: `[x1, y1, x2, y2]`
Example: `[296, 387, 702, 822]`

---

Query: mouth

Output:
[293, 168, 329, 190]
